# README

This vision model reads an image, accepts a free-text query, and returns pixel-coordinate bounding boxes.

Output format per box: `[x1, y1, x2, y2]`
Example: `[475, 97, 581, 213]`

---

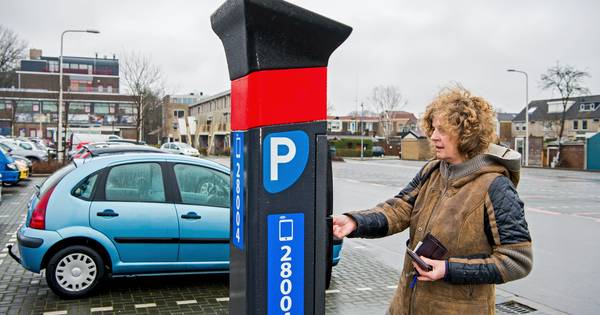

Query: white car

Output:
[0, 140, 48, 162]
[160, 142, 200, 157]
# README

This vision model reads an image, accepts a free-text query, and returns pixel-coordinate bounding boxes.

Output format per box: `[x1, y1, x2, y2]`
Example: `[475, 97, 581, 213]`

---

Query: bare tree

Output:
[370, 85, 406, 141]
[141, 89, 165, 144]
[121, 52, 163, 141]
[0, 25, 27, 86]
[540, 62, 590, 166]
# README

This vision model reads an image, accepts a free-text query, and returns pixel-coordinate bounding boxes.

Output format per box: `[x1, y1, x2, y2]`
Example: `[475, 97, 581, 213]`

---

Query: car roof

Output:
[77, 153, 229, 174]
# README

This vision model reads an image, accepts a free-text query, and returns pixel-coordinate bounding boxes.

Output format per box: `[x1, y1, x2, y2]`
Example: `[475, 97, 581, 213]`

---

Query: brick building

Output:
[0, 49, 138, 140]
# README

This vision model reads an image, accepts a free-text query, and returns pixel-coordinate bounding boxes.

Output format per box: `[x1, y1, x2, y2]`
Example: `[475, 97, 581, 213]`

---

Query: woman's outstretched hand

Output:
[333, 215, 357, 239]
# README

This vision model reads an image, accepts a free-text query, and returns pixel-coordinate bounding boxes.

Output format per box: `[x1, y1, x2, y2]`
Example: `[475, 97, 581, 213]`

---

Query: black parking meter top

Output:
[211, 0, 352, 80]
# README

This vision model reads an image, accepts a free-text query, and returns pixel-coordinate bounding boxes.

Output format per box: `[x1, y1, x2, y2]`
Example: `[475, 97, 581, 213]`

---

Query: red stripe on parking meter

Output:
[231, 67, 326, 131]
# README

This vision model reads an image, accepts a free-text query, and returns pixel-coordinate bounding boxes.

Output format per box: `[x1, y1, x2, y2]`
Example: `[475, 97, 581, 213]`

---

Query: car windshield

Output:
[19, 142, 33, 150]
[34, 143, 46, 150]
[178, 143, 192, 149]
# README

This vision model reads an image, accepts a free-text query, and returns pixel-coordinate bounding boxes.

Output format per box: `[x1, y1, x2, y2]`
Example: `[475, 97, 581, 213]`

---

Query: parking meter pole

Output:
[211, 1, 351, 314]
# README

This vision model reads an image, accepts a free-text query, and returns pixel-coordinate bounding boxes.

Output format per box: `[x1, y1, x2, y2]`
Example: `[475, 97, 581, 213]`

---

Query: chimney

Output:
[95, 52, 98, 58]
[113, 53, 116, 60]
[29, 49, 42, 60]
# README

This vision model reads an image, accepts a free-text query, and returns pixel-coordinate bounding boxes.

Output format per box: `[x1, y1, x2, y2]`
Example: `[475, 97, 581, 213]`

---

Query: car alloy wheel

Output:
[46, 245, 105, 298]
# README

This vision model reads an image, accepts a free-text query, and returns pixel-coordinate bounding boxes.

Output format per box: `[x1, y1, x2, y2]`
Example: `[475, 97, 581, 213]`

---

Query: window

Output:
[105, 163, 165, 202]
[173, 110, 185, 118]
[16, 101, 35, 112]
[329, 120, 342, 132]
[98, 85, 103, 92]
[43, 101, 57, 113]
[107, 86, 113, 93]
[174, 164, 230, 208]
[580, 103, 598, 112]
[582, 120, 588, 130]
[19, 142, 33, 150]
[68, 102, 88, 114]
[118, 104, 135, 115]
[73, 174, 98, 200]
[349, 121, 357, 133]
[573, 120, 578, 130]
[94, 103, 109, 114]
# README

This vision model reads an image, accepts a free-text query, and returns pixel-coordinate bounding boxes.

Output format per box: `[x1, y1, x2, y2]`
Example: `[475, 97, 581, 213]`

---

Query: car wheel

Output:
[46, 245, 105, 298]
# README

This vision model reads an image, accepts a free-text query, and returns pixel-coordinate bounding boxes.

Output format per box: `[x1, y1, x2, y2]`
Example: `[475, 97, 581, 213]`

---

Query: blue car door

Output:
[90, 162, 179, 262]
[171, 163, 229, 267]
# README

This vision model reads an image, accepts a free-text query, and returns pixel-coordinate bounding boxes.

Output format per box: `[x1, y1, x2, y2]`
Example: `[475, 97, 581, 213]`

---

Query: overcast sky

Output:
[1, 0, 598, 116]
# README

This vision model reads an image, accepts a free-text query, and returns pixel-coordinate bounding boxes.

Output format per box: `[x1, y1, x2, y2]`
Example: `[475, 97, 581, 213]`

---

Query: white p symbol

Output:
[270, 137, 296, 181]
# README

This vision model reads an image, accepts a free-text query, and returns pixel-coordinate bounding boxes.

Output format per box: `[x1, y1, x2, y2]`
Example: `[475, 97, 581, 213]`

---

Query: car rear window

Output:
[39, 163, 77, 196]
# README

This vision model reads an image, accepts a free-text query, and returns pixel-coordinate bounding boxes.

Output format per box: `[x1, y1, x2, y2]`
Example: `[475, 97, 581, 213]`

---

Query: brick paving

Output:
[0, 176, 556, 314]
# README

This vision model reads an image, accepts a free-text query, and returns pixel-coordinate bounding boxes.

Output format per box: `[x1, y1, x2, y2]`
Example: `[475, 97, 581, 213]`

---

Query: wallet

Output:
[406, 233, 448, 271]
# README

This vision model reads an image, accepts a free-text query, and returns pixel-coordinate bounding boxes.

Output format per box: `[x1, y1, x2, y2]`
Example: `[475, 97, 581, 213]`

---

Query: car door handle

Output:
[97, 209, 119, 217]
[181, 212, 202, 220]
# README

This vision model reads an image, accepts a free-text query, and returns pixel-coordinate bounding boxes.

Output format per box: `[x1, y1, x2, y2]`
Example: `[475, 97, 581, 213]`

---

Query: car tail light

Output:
[30, 186, 55, 230]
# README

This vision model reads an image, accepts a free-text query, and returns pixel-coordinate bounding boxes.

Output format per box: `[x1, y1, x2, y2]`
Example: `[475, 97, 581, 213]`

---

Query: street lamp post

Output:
[58, 29, 100, 161]
[507, 69, 529, 166]
[360, 102, 364, 160]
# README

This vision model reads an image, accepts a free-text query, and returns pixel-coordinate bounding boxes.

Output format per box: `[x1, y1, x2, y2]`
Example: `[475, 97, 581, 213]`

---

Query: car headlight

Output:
[7, 163, 17, 170]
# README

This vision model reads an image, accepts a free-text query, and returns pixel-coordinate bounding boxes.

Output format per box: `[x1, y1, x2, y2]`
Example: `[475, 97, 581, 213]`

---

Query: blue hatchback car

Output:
[9, 154, 342, 298]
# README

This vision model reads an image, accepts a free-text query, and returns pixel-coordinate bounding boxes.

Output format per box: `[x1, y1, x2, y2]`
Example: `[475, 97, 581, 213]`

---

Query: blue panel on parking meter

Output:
[268, 213, 304, 315]
[263, 131, 309, 194]
[232, 131, 245, 250]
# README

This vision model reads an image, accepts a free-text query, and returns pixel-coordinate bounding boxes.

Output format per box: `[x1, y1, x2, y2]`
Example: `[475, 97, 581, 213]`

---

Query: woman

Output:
[333, 86, 532, 314]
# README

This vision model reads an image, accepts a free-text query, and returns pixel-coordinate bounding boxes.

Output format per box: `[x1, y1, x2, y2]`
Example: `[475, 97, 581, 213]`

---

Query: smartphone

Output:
[406, 248, 433, 272]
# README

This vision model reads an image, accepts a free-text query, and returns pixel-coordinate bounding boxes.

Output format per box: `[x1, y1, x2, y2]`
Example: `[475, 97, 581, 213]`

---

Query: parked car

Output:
[0, 147, 21, 186]
[8, 154, 343, 298]
[0, 140, 48, 162]
[13, 157, 30, 180]
[372, 145, 385, 157]
[5, 154, 33, 176]
[160, 142, 200, 156]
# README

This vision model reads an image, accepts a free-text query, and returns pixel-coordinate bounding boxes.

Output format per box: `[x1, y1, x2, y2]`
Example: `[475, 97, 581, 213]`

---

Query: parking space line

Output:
[9, 238, 16, 242]
[134, 303, 157, 309]
[0, 254, 6, 258]
[0, 259, 3, 265]
[176, 300, 198, 305]
[386, 285, 397, 289]
[43, 311, 67, 315]
[325, 289, 340, 294]
[0, 215, 9, 218]
[1, 248, 7, 253]
[91, 306, 113, 312]
[216, 297, 230, 302]
[354, 246, 365, 249]
[356, 287, 373, 291]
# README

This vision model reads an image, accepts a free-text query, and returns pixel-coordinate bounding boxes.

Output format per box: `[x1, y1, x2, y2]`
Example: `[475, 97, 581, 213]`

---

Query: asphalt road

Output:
[332, 158, 600, 315]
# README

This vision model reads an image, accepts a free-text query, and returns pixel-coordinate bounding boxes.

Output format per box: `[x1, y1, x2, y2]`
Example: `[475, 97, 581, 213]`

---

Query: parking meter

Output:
[211, 0, 351, 314]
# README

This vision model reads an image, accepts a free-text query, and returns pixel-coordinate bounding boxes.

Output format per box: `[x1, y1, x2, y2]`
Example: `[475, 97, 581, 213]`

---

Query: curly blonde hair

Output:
[421, 86, 497, 160]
